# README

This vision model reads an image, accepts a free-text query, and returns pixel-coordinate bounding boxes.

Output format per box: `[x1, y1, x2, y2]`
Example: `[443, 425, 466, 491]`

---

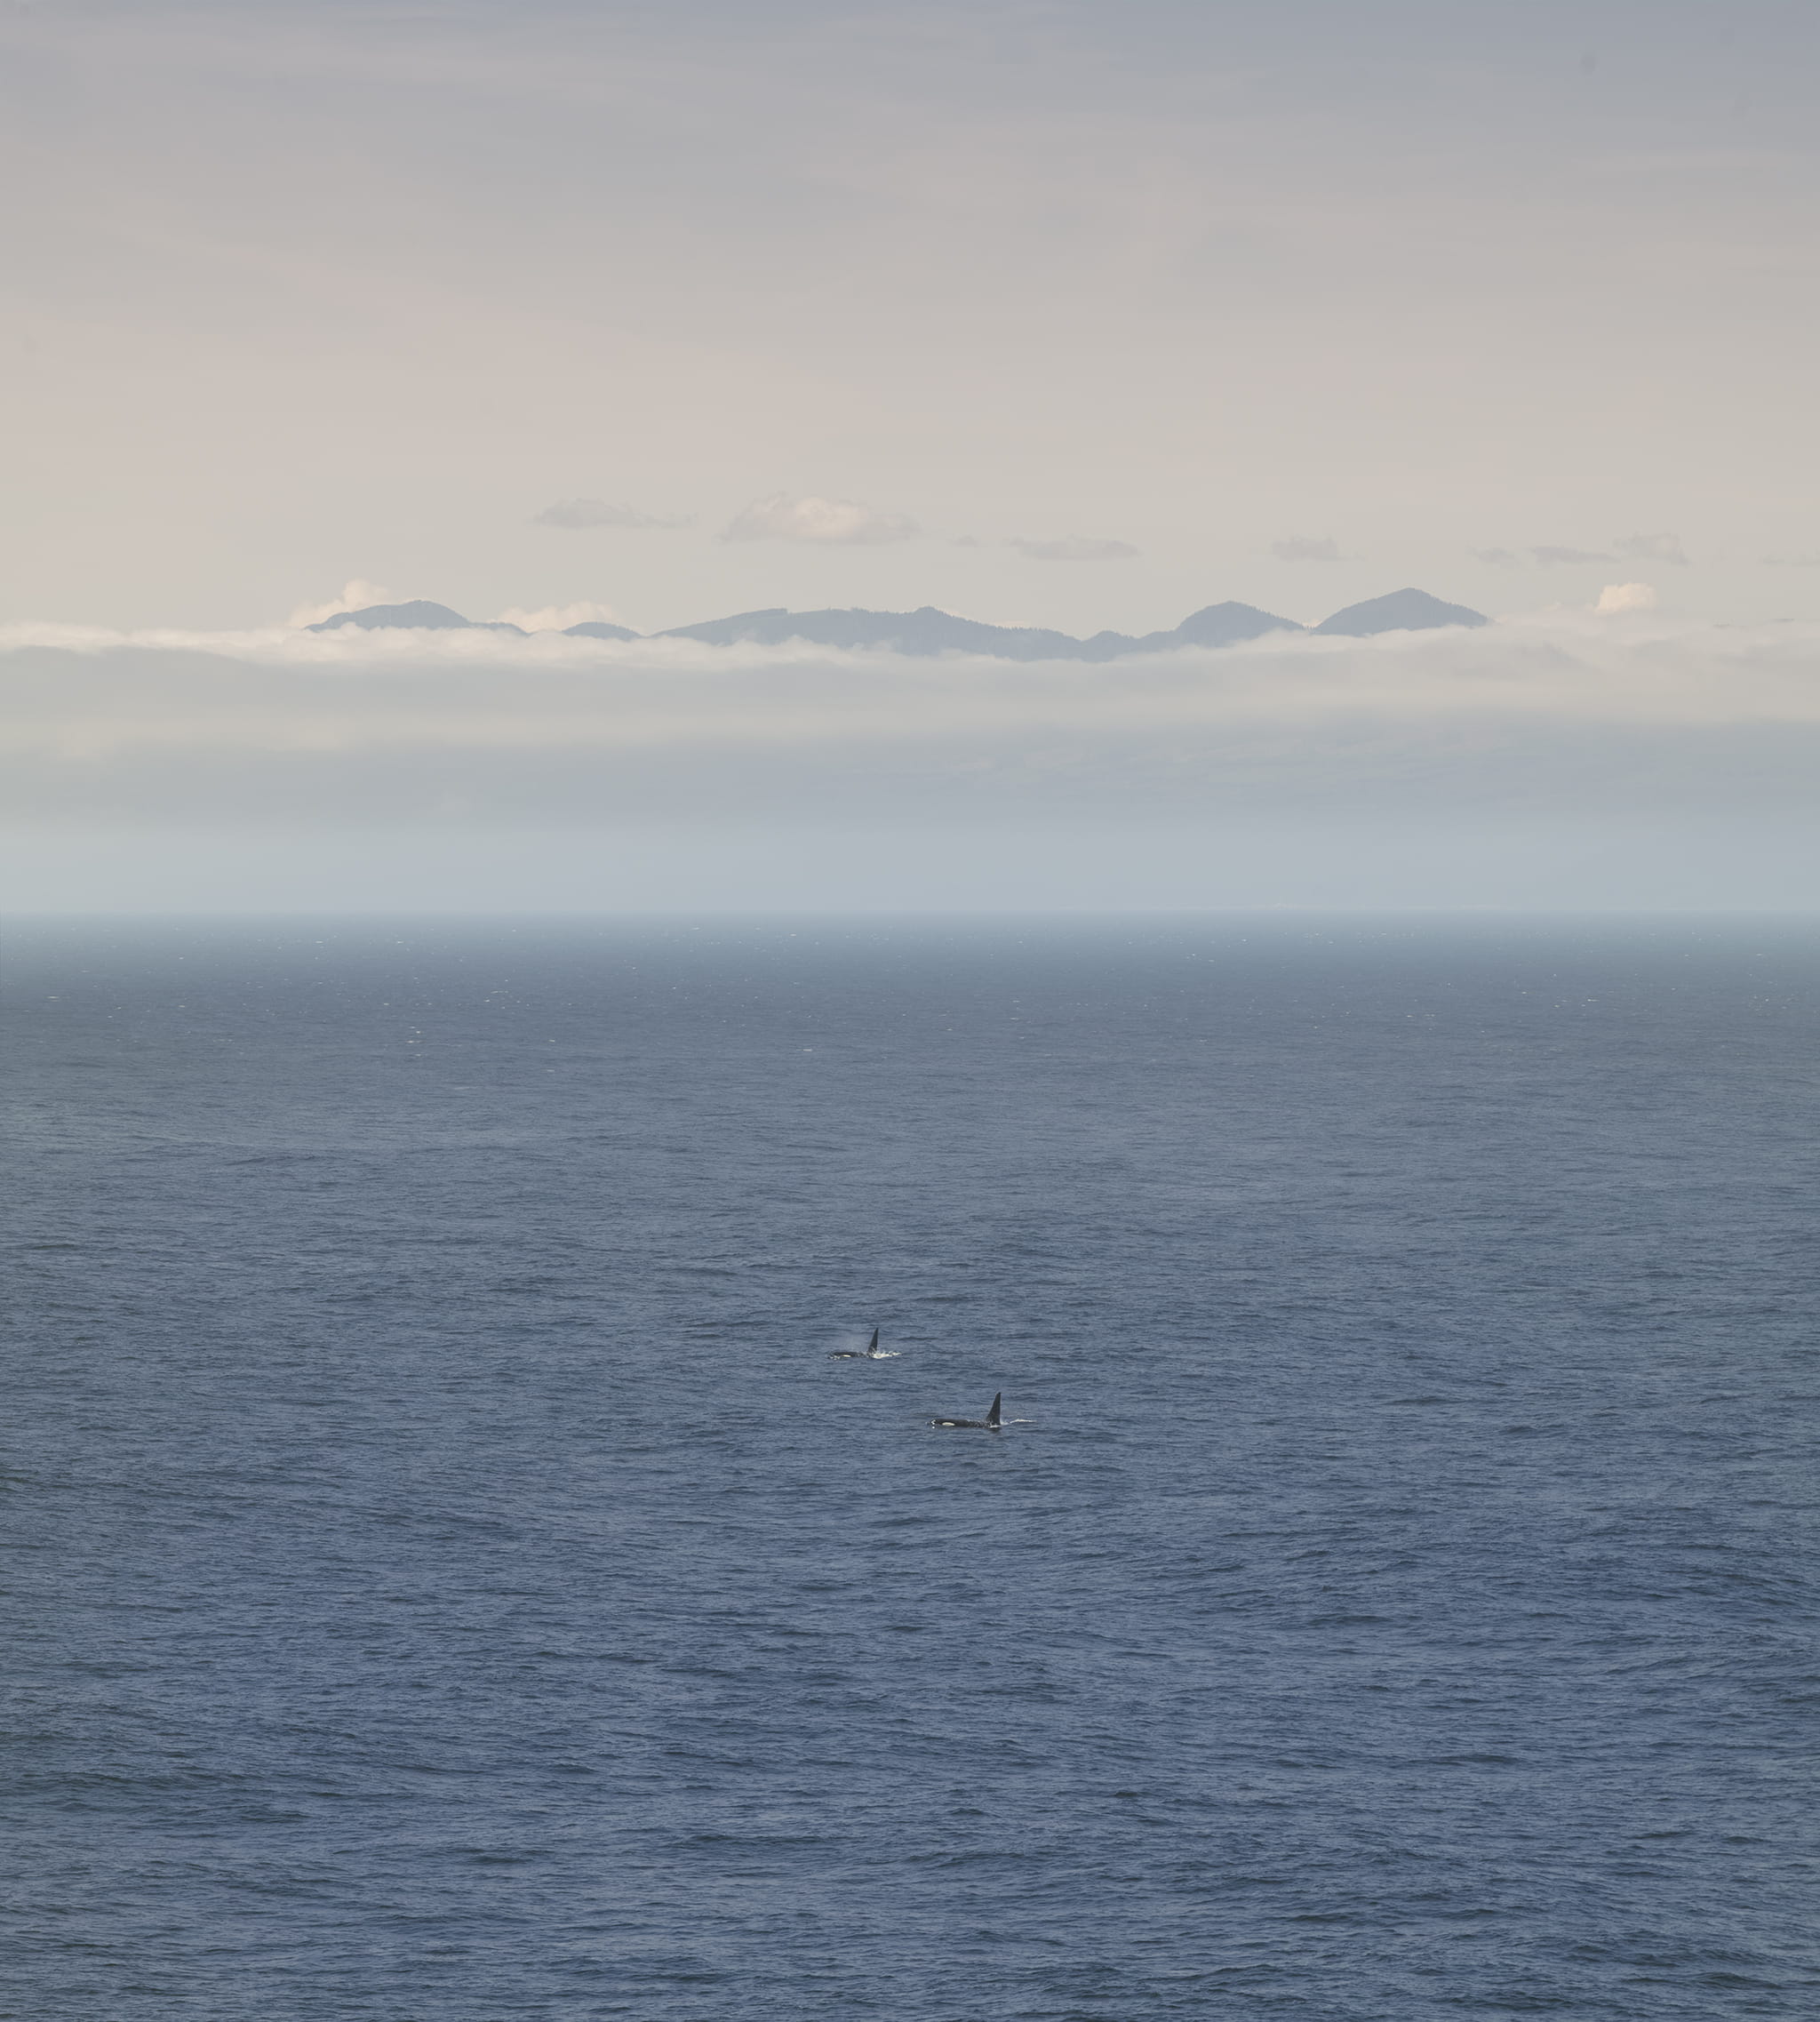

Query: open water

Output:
[4, 917, 1817, 2020]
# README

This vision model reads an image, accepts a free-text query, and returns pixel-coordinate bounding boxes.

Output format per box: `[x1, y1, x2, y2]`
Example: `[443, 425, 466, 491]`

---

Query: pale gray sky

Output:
[6, 0, 1820, 635]
[8, 2, 1820, 912]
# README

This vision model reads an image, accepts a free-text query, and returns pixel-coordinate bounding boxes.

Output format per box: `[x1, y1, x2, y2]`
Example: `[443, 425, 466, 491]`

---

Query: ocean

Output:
[4, 916, 1816, 2019]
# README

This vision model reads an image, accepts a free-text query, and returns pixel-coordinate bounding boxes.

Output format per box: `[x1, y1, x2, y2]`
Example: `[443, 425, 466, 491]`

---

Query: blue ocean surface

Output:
[4, 916, 1817, 2021]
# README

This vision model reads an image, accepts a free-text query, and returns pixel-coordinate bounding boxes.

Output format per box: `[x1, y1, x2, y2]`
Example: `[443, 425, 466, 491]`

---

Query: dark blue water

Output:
[4, 917, 1817, 2020]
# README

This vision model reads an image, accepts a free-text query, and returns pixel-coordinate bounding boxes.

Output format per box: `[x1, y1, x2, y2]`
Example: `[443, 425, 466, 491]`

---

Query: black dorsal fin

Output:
[867, 1328, 879, 1353]
[986, 1393, 1002, 1427]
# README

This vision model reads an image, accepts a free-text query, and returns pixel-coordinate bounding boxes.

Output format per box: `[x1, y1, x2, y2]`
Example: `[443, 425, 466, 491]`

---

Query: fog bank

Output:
[7, 615, 1819, 911]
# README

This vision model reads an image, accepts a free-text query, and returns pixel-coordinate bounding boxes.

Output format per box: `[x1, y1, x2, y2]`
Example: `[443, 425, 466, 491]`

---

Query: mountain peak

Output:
[1169, 602, 1305, 647]
[562, 619, 643, 641]
[1312, 588, 1488, 637]
[307, 599, 528, 634]
[308, 600, 474, 632]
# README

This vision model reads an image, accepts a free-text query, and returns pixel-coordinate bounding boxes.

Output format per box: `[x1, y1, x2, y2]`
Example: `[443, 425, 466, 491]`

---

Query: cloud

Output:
[494, 601, 626, 632]
[23, 611, 1820, 911]
[1532, 545, 1616, 566]
[1272, 536, 1342, 563]
[286, 579, 393, 627]
[720, 494, 918, 545]
[20, 608, 1820, 927]
[1616, 531, 1690, 566]
[533, 500, 695, 530]
[1595, 582, 1657, 614]
[19, 611, 1820, 764]
[1008, 536, 1138, 563]
[1764, 552, 1820, 568]
[1473, 547, 1520, 565]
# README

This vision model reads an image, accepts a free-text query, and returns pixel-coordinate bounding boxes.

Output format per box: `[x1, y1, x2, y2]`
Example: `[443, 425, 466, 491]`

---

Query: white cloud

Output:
[533, 500, 695, 530]
[495, 601, 627, 632]
[1595, 582, 1657, 614]
[1008, 536, 1138, 563]
[1272, 536, 1342, 563]
[286, 579, 393, 627]
[1473, 547, 1520, 565]
[1616, 532, 1690, 566]
[720, 494, 918, 545]
[1763, 552, 1820, 569]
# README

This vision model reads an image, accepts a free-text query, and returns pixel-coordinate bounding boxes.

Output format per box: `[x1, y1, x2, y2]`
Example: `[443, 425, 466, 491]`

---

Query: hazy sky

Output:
[8, 2, 1820, 913]
[7, 0, 1820, 635]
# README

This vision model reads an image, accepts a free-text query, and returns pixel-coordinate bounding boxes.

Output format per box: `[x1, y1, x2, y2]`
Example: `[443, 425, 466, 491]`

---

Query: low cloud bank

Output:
[6, 611, 1820, 745]
[6, 613, 1820, 909]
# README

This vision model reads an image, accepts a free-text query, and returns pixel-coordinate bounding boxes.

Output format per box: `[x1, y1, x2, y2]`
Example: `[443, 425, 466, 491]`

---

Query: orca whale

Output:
[931, 1392, 1001, 1430]
[830, 1328, 886, 1361]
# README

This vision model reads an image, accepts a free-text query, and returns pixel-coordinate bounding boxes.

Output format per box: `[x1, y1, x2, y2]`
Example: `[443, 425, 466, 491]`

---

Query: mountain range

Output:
[309, 587, 1488, 655]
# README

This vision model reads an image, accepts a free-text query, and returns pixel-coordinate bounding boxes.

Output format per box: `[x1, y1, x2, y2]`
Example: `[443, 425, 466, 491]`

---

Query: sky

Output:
[5, 0, 1820, 909]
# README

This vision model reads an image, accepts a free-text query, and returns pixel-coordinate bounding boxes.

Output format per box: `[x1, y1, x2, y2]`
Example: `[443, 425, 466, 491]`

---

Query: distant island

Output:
[308, 587, 1489, 657]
